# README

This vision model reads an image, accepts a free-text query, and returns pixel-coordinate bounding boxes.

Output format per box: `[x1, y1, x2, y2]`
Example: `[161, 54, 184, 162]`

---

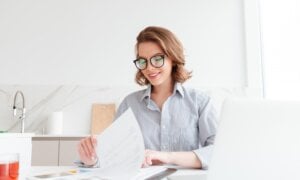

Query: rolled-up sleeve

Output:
[193, 96, 218, 169]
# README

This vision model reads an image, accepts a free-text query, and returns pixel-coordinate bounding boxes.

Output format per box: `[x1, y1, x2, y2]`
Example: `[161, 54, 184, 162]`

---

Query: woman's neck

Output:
[150, 78, 175, 110]
[152, 78, 175, 96]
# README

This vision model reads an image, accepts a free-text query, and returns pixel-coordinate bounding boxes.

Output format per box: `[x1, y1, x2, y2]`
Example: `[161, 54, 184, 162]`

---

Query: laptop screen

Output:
[208, 98, 300, 180]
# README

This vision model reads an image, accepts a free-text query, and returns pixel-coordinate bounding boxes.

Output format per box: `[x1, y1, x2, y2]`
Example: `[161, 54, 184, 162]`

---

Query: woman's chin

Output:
[149, 80, 162, 86]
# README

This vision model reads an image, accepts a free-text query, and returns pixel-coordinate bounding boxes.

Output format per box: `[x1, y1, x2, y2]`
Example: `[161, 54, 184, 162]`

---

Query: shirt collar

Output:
[174, 82, 184, 97]
[140, 85, 152, 102]
[140, 82, 184, 102]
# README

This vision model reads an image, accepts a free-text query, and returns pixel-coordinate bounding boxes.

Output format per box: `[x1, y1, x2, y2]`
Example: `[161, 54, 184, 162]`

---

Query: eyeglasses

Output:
[133, 54, 165, 70]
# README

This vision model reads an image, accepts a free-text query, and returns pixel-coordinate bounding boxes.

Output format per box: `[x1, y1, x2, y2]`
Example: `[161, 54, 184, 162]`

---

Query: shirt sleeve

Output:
[193, 95, 218, 169]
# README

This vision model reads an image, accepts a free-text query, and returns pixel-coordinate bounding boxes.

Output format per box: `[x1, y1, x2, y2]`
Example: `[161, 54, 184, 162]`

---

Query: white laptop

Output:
[208, 98, 300, 180]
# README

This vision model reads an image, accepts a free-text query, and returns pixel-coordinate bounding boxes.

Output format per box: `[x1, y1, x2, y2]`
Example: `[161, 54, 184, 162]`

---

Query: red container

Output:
[0, 154, 19, 180]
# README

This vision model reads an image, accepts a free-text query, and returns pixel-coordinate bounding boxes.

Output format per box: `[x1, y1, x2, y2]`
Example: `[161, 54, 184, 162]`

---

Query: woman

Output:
[78, 26, 217, 169]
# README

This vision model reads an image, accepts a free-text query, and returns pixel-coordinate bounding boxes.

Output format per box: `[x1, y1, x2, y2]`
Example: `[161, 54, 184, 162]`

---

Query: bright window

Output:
[260, 0, 300, 100]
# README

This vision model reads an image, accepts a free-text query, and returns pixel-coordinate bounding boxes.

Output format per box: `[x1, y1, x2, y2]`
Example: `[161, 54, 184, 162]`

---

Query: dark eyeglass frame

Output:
[133, 54, 165, 70]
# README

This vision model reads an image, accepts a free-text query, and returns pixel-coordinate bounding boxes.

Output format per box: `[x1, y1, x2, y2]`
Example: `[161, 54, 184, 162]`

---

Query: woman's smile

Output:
[147, 72, 161, 80]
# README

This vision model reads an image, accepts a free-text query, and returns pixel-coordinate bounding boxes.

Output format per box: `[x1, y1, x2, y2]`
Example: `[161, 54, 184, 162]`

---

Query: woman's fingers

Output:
[142, 155, 153, 167]
[146, 155, 153, 165]
[78, 143, 85, 157]
[141, 159, 149, 168]
[91, 135, 97, 147]
[81, 138, 91, 157]
[142, 150, 161, 167]
[141, 150, 151, 167]
[79, 141, 87, 157]
[78, 136, 98, 165]
[85, 138, 95, 157]
[90, 136, 98, 158]
[79, 139, 89, 158]
[142, 149, 171, 167]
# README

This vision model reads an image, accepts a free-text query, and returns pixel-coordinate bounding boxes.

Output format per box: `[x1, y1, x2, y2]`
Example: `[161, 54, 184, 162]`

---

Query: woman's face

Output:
[138, 41, 173, 87]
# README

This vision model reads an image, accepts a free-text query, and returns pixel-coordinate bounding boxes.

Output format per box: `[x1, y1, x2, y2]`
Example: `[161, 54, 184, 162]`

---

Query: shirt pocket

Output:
[172, 110, 198, 128]
[170, 113, 199, 151]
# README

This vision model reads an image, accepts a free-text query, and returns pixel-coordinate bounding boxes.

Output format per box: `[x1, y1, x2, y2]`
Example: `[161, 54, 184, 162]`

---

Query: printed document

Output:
[92, 108, 145, 179]
[28, 108, 168, 180]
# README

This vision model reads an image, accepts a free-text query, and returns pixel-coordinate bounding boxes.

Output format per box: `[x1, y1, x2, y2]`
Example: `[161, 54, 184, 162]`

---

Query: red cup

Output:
[0, 153, 19, 180]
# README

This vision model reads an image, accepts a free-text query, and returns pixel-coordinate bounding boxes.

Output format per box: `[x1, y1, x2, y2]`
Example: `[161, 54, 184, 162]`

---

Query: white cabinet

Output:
[32, 138, 59, 166]
[32, 136, 86, 166]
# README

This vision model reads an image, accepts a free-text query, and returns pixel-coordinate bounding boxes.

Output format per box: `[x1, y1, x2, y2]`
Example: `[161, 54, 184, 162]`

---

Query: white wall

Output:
[0, 0, 248, 87]
[0, 0, 263, 134]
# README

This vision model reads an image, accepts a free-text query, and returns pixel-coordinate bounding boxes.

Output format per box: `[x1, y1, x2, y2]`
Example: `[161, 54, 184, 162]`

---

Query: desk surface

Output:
[28, 166, 207, 180]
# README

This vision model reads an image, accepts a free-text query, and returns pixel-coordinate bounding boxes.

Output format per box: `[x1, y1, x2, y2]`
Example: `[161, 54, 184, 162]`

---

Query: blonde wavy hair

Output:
[135, 26, 192, 86]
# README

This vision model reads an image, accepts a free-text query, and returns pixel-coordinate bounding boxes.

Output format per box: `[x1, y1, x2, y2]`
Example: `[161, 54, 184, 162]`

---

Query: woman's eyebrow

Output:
[138, 53, 164, 59]
[137, 55, 147, 59]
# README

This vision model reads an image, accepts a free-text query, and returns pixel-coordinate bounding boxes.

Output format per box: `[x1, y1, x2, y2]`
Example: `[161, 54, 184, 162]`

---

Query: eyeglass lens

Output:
[134, 55, 164, 70]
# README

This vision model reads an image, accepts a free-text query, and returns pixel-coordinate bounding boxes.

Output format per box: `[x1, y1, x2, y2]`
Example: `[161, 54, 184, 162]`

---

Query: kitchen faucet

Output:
[13, 91, 26, 133]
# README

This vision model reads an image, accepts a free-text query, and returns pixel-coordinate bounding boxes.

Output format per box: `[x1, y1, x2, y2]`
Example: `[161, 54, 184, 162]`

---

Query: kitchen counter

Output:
[0, 133, 89, 138]
[33, 134, 89, 138]
[0, 133, 35, 137]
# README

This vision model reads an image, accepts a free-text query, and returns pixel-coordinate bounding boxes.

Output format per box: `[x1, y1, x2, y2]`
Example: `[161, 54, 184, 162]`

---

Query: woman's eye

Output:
[139, 59, 146, 64]
[153, 56, 163, 62]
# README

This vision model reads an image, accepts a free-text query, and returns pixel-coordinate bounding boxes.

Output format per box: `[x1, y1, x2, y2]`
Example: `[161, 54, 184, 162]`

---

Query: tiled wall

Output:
[0, 85, 247, 135]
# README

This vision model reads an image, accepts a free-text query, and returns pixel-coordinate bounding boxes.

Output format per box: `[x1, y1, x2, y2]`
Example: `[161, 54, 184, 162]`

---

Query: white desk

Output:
[28, 166, 207, 180]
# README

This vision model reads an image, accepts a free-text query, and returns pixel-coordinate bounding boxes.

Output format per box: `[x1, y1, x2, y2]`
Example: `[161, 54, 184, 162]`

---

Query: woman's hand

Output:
[78, 135, 98, 166]
[142, 149, 171, 167]
[142, 150, 202, 168]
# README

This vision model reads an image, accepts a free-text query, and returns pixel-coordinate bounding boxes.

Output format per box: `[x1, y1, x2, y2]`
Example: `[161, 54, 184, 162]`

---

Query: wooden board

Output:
[90, 104, 116, 135]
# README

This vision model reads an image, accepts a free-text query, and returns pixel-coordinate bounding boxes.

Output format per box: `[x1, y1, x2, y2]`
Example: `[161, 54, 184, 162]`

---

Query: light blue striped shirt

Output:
[115, 83, 217, 169]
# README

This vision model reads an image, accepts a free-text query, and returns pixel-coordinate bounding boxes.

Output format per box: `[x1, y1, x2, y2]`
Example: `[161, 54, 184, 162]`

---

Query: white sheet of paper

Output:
[93, 108, 145, 179]
[28, 109, 165, 180]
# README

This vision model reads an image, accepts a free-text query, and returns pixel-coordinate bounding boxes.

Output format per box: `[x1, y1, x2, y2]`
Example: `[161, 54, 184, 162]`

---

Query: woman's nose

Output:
[145, 61, 155, 71]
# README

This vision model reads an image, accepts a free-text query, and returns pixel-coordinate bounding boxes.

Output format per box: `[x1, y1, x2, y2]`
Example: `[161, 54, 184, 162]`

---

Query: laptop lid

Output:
[208, 98, 300, 180]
